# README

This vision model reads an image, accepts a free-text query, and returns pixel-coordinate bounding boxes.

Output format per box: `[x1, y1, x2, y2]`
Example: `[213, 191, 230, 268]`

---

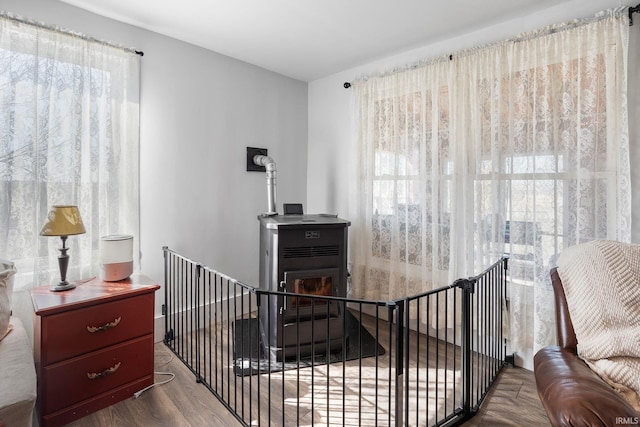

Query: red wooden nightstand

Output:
[30, 274, 160, 427]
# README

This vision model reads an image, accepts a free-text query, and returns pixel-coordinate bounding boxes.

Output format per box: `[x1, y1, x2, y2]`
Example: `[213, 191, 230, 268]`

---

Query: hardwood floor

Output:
[53, 342, 550, 426]
[462, 365, 550, 427]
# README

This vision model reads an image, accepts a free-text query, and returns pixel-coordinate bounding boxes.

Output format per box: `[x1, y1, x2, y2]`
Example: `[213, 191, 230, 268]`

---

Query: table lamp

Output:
[40, 205, 86, 292]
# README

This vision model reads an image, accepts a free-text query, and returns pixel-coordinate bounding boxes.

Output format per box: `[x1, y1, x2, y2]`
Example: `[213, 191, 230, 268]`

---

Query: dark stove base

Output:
[262, 337, 343, 365]
[232, 310, 386, 377]
[262, 314, 344, 362]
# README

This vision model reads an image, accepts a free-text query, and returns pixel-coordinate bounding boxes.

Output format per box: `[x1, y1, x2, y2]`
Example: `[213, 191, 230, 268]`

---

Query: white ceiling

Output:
[60, 0, 574, 82]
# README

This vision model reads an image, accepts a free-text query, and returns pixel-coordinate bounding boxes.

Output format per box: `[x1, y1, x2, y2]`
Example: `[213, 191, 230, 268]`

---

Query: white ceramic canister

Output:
[100, 235, 133, 281]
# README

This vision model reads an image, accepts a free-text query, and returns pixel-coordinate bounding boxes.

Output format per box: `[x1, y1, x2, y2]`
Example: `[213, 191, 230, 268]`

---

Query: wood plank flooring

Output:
[463, 365, 550, 427]
[46, 343, 550, 426]
[49, 314, 550, 426]
[169, 309, 492, 426]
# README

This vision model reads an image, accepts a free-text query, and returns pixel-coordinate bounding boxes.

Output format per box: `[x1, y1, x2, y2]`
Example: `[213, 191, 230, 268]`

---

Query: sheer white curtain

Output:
[0, 14, 140, 294]
[352, 10, 630, 366]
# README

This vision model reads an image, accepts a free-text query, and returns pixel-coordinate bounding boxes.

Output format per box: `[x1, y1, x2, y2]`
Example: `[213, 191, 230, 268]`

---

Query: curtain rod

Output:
[344, 4, 640, 89]
[0, 11, 144, 56]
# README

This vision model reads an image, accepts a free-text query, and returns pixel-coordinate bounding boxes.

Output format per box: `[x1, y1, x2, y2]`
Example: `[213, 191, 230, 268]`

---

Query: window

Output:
[0, 15, 140, 290]
[351, 14, 631, 372]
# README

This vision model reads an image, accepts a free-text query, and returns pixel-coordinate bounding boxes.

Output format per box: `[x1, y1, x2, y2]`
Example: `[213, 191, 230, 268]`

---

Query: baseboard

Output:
[152, 291, 251, 343]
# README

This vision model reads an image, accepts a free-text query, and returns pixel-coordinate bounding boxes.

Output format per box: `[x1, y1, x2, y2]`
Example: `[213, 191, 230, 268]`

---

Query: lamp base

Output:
[50, 281, 76, 292]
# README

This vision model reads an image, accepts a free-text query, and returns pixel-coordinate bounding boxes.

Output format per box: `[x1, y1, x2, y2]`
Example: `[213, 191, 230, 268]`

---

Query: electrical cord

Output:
[154, 350, 174, 368]
[133, 372, 176, 398]
[133, 350, 176, 398]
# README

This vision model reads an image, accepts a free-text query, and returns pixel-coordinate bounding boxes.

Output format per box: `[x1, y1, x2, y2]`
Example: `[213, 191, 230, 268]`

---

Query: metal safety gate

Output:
[163, 247, 508, 426]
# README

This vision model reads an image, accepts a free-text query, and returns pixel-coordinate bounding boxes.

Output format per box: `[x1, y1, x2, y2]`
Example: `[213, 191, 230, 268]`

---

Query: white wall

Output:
[308, 0, 640, 244]
[4, 0, 308, 322]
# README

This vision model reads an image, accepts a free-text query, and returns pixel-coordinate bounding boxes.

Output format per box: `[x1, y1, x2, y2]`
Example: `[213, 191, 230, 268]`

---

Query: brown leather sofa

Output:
[534, 268, 640, 426]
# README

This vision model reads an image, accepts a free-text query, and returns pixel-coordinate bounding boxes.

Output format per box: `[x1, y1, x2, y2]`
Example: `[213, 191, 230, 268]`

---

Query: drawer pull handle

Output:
[87, 316, 121, 333]
[87, 362, 121, 380]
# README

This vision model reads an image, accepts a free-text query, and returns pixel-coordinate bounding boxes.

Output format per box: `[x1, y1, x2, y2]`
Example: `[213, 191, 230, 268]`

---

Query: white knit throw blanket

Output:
[557, 240, 640, 410]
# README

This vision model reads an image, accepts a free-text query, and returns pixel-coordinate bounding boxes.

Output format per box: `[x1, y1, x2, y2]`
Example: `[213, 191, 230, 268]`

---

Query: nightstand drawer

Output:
[41, 293, 155, 365]
[42, 334, 154, 415]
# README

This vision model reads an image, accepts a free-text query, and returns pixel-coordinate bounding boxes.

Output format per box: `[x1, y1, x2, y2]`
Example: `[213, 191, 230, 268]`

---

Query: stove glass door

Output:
[283, 268, 340, 321]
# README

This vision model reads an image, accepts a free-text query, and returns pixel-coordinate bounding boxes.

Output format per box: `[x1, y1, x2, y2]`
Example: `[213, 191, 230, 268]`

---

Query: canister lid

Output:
[101, 234, 133, 241]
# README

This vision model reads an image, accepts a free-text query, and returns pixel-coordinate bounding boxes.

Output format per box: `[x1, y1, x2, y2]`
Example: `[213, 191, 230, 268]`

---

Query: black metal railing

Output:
[163, 247, 508, 426]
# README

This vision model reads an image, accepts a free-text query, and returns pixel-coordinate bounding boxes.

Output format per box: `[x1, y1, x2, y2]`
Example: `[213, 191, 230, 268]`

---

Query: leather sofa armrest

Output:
[550, 267, 578, 351]
[534, 346, 640, 427]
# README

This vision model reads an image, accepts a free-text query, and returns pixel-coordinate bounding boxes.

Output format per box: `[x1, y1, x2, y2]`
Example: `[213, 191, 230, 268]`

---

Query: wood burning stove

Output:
[258, 214, 350, 361]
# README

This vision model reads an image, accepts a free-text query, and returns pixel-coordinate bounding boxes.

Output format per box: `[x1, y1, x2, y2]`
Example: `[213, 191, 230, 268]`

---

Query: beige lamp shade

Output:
[40, 205, 86, 237]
